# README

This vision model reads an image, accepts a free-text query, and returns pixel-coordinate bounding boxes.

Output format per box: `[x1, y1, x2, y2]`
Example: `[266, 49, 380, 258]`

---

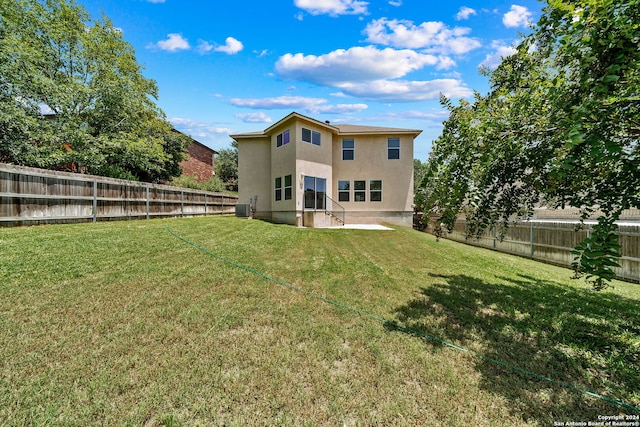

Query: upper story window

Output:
[302, 128, 321, 146]
[388, 138, 400, 159]
[276, 129, 290, 148]
[342, 139, 354, 160]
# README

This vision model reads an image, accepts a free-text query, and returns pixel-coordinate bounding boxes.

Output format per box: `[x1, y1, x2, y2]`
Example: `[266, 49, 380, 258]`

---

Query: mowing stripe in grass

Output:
[167, 226, 640, 413]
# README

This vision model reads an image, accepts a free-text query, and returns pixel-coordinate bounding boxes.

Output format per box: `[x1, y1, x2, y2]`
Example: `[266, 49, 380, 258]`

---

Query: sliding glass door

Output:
[303, 176, 326, 210]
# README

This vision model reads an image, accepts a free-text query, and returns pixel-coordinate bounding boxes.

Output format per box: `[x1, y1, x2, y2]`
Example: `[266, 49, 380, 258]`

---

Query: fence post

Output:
[530, 222, 534, 259]
[146, 185, 150, 220]
[205, 193, 208, 216]
[93, 179, 97, 222]
[181, 190, 184, 217]
[493, 226, 497, 249]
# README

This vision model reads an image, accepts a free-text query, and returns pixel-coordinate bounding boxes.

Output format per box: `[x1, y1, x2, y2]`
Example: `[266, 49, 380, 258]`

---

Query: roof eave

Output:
[337, 129, 423, 137]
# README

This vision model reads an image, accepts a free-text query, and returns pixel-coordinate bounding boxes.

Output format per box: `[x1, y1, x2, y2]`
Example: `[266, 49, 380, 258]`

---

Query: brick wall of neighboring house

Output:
[180, 141, 216, 181]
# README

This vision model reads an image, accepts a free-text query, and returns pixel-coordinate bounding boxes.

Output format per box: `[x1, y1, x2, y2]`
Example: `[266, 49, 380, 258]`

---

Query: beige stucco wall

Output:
[271, 119, 335, 216]
[237, 137, 271, 215]
[331, 134, 414, 213]
[270, 122, 297, 213]
[293, 121, 333, 166]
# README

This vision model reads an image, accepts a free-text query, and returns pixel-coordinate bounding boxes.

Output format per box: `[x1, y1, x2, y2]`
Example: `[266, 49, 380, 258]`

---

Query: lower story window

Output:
[275, 177, 282, 201]
[370, 180, 382, 201]
[284, 174, 292, 200]
[354, 180, 366, 202]
[304, 176, 326, 210]
[338, 180, 350, 202]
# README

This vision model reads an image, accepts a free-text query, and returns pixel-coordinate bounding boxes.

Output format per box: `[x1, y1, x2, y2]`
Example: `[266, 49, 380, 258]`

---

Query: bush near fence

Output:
[416, 213, 640, 284]
[0, 163, 237, 227]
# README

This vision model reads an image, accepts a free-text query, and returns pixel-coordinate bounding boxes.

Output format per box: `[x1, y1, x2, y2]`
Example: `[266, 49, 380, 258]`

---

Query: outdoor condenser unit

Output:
[235, 203, 251, 218]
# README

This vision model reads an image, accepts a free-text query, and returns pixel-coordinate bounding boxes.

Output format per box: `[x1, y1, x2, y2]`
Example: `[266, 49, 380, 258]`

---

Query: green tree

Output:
[215, 141, 238, 192]
[0, 0, 187, 181]
[423, 0, 640, 289]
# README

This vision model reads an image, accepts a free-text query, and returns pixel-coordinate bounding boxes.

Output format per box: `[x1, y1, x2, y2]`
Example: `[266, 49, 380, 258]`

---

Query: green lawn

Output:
[1, 216, 638, 426]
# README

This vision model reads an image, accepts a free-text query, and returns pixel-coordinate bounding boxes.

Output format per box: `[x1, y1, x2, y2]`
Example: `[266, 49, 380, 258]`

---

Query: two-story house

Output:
[231, 112, 421, 228]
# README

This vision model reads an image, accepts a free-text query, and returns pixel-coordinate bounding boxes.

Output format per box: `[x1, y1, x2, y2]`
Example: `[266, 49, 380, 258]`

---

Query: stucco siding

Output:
[238, 138, 271, 213]
[343, 211, 413, 227]
[294, 122, 333, 166]
[332, 134, 413, 213]
[270, 122, 297, 213]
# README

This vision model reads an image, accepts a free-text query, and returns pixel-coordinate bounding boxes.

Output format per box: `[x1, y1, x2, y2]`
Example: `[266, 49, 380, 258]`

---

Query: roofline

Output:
[263, 111, 340, 134]
[229, 131, 269, 140]
[336, 128, 422, 137]
[230, 111, 423, 140]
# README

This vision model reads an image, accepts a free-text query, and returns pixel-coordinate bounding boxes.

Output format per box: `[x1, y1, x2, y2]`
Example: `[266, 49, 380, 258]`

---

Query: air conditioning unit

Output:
[235, 203, 251, 218]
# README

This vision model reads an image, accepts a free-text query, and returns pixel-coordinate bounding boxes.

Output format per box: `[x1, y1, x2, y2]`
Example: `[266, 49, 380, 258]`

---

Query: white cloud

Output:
[276, 46, 440, 86]
[229, 96, 367, 115]
[479, 44, 517, 69]
[169, 118, 234, 144]
[455, 6, 477, 21]
[235, 112, 273, 124]
[389, 0, 402, 6]
[275, 45, 473, 102]
[310, 103, 368, 114]
[215, 37, 244, 55]
[197, 37, 243, 55]
[503, 5, 533, 28]
[334, 79, 473, 101]
[294, 0, 369, 16]
[149, 33, 190, 52]
[230, 96, 327, 110]
[363, 18, 481, 55]
[384, 110, 450, 121]
[196, 40, 214, 54]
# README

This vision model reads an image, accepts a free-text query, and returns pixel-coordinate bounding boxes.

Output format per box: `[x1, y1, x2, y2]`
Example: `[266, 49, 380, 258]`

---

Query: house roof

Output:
[264, 111, 339, 134]
[333, 124, 422, 137]
[230, 111, 422, 140]
[229, 130, 269, 139]
[172, 129, 218, 154]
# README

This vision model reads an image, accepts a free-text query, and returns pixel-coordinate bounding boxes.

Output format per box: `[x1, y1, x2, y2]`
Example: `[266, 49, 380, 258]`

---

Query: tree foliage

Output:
[422, 0, 640, 289]
[215, 141, 238, 192]
[0, 0, 188, 181]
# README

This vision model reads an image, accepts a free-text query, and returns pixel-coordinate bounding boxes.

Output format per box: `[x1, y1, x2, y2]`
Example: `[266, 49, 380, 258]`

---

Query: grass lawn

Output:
[1, 216, 639, 426]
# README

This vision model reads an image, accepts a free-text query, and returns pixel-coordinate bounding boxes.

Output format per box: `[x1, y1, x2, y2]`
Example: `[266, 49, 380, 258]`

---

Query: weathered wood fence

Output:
[424, 217, 640, 283]
[0, 163, 237, 227]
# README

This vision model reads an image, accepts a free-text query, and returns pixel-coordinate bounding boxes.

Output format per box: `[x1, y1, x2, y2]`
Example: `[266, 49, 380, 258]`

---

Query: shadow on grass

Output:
[388, 273, 640, 422]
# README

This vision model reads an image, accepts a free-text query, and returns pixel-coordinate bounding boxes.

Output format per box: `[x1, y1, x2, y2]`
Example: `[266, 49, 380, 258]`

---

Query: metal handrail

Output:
[325, 194, 345, 225]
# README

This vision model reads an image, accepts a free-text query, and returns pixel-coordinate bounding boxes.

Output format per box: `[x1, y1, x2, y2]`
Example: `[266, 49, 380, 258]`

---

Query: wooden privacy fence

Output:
[0, 163, 238, 226]
[431, 218, 640, 283]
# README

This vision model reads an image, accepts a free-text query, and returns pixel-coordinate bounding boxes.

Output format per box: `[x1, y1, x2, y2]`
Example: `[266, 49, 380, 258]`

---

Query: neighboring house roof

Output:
[230, 111, 422, 139]
[172, 129, 218, 155]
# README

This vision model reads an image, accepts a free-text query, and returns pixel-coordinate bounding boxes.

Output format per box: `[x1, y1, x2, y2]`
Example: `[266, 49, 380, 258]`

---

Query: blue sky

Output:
[79, 0, 542, 160]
